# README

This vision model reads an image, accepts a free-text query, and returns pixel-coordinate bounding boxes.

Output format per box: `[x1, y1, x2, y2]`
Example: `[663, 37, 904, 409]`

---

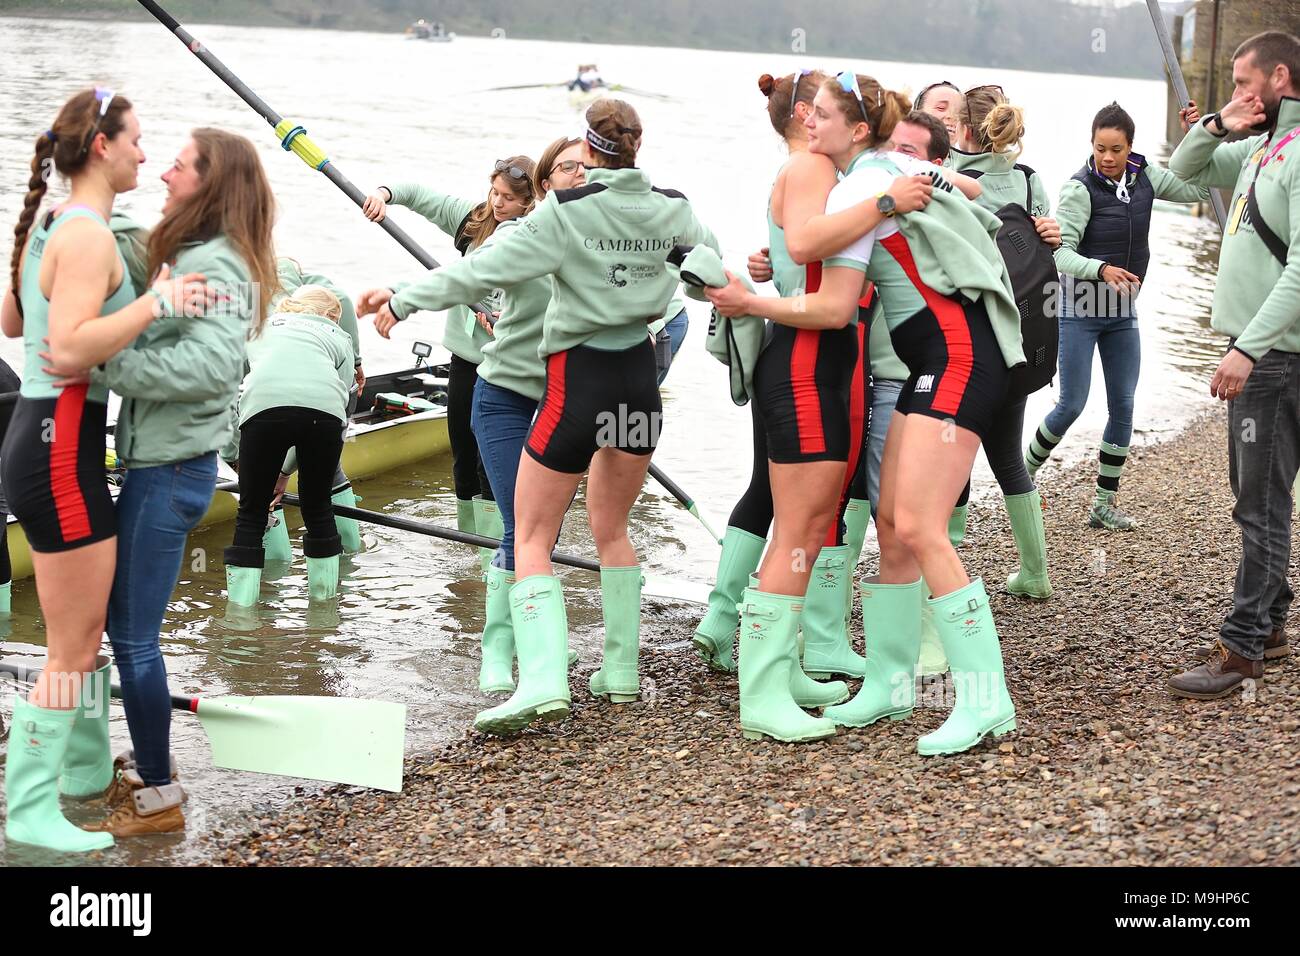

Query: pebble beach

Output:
[202, 409, 1299, 867]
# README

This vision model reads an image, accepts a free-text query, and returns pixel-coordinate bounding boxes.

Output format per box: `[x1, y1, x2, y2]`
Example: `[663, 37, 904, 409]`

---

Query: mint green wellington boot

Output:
[480, 566, 516, 694]
[750, 573, 848, 709]
[948, 504, 969, 548]
[1004, 491, 1053, 599]
[474, 575, 571, 735]
[472, 496, 504, 574]
[917, 579, 1017, 756]
[842, 498, 870, 569]
[263, 508, 293, 563]
[589, 566, 643, 703]
[223, 545, 264, 608]
[330, 485, 363, 554]
[304, 535, 342, 601]
[918, 582, 949, 676]
[455, 498, 476, 535]
[59, 657, 114, 798]
[692, 527, 765, 673]
[825, 577, 923, 727]
[4, 696, 114, 852]
[0, 580, 10, 615]
[737, 589, 837, 743]
[842, 498, 871, 626]
[800, 546, 866, 679]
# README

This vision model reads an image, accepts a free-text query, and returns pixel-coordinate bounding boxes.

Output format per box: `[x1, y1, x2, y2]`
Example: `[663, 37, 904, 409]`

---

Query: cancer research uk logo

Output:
[50, 886, 152, 936]
[605, 264, 628, 288]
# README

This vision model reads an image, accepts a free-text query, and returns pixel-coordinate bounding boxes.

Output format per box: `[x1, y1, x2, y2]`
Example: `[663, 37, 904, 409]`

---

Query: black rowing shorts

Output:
[526, 337, 662, 474]
[0, 389, 116, 553]
[753, 322, 858, 464]
[889, 296, 1008, 442]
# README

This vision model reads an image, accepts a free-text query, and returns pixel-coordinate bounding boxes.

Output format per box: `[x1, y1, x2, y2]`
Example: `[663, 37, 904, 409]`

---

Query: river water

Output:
[0, 16, 1222, 865]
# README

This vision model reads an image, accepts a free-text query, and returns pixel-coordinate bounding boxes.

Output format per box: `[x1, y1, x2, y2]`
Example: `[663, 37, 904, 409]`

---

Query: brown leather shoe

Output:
[1169, 642, 1264, 700]
[1194, 627, 1290, 661]
[86, 781, 186, 836]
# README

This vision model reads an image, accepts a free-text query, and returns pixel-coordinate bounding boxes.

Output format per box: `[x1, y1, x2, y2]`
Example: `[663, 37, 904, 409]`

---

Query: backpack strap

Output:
[1247, 182, 1289, 266]
[1014, 164, 1038, 214]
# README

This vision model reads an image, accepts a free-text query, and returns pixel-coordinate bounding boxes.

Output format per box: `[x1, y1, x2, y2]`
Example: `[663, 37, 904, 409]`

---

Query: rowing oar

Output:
[0, 660, 406, 793]
[212, 480, 599, 572]
[210, 484, 710, 603]
[1144, 0, 1227, 228]
[132, 0, 497, 316]
[648, 463, 723, 545]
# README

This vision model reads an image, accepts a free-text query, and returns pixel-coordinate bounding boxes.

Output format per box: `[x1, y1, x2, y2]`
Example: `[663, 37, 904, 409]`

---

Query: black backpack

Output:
[965, 165, 1059, 396]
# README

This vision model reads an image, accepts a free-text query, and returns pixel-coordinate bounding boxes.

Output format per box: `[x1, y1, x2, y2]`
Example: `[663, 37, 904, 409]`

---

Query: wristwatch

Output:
[876, 193, 897, 218]
[1206, 113, 1228, 136]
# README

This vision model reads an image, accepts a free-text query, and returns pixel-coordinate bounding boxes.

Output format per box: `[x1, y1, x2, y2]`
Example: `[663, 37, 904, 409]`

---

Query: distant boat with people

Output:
[405, 19, 455, 42]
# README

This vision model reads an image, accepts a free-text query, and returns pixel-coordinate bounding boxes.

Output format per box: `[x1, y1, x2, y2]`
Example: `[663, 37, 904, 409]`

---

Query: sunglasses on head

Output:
[915, 80, 960, 108]
[549, 159, 583, 176]
[80, 87, 116, 159]
[963, 84, 1006, 129]
[494, 159, 530, 183]
[836, 71, 877, 125]
[789, 68, 814, 121]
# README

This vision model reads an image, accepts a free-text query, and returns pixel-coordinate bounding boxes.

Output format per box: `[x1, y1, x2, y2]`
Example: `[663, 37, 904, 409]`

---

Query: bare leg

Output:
[585, 447, 652, 567]
[28, 538, 115, 709]
[759, 460, 846, 596]
[512, 451, 584, 580]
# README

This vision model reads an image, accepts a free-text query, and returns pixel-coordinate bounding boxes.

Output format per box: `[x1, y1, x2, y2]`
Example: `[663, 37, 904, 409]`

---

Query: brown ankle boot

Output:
[86, 781, 186, 836]
[1194, 627, 1290, 661]
[103, 751, 180, 808]
[1169, 642, 1264, 700]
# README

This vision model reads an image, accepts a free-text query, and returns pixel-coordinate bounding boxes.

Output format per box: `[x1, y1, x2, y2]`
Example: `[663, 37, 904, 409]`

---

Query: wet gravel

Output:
[205, 411, 1300, 866]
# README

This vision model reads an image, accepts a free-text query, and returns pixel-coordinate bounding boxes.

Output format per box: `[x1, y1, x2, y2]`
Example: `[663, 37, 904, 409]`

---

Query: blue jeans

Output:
[866, 378, 905, 513]
[471, 378, 538, 570]
[655, 310, 689, 386]
[1043, 296, 1141, 449]
[1220, 348, 1300, 659]
[106, 453, 218, 786]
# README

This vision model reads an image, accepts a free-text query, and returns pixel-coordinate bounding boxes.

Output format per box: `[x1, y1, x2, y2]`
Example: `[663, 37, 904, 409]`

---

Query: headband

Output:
[585, 126, 621, 156]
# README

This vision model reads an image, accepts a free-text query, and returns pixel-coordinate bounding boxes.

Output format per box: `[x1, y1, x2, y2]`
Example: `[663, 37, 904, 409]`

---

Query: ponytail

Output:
[820, 74, 911, 149]
[983, 102, 1026, 159]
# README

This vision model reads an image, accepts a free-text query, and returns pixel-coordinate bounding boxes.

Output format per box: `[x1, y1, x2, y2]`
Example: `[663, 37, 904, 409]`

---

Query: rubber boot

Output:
[4, 696, 114, 852]
[917, 578, 1017, 756]
[1004, 491, 1053, 599]
[455, 497, 476, 535]
[59, 657, 115, 798]
[918, 579, 950, 676]
[737, 588, 836, 743]
[751, 573, 848, 708]
[474, 575, 571, 735]
[331, 484, 363, 554]
[0, 580, 10, 615]
[480, 565, 516, 695]
[264, 508, 293, 562]
[223, 545, 265, 608]
[589, 566, 642, 703]
[800, 546, 867, 678]
[472, 496, 504, 574]
[842, 498, 871, 626]
[825, 577, 923, 727]
[692, 526, 765, 673]
[948, 504, 969, 548]
[304, 534, 342, 601]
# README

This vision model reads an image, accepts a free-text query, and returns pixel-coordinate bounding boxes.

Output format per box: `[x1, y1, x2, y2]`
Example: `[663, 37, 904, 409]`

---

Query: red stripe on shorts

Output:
[527, 351, 568, 458]
[49, 384, 92, 543]
[879, 233, 972, 417]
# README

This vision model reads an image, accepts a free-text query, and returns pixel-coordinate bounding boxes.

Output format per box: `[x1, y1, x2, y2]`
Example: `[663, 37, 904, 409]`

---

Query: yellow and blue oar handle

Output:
[274, 120, 329, 172]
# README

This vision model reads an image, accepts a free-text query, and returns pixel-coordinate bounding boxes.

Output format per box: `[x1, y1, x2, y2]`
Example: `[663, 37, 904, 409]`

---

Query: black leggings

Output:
[955, 392, 1035, 506]
[728, 401, 775, 537]
[226, 406, 345, 564]
[448, 353, 492, 502]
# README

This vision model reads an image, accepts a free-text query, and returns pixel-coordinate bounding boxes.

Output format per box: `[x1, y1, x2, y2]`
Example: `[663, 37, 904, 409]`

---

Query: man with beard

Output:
[1167, 30, 1300, 698]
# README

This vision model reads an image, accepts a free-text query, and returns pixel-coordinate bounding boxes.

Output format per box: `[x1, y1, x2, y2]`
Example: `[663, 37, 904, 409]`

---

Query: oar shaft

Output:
[648, 462, 723, 544]
[212, 481, 601, 572]
[1145, 0, 1227, 227]
[135, 0, 474, 291]
[0, 660, 198, 714]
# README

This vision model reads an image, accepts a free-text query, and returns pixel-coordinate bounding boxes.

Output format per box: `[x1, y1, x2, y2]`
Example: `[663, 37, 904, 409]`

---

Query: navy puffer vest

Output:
[1072, 158, 1154, 280]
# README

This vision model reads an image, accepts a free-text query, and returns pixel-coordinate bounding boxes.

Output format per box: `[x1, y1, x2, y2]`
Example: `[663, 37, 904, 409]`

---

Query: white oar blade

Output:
[194, 695, 406, 792]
